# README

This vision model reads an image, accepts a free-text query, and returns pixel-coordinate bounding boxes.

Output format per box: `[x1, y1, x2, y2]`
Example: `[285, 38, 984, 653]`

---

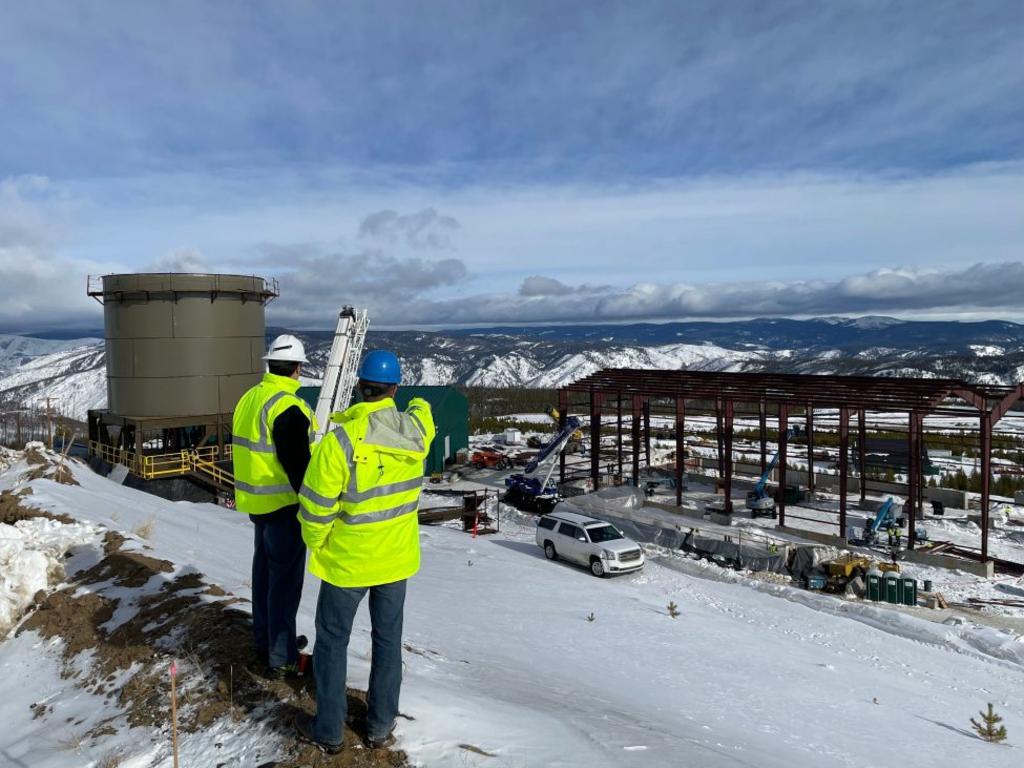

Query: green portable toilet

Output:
[907, 577, 919, 606]
[884, 574, 900, 604]
[866, 571, 882, 602]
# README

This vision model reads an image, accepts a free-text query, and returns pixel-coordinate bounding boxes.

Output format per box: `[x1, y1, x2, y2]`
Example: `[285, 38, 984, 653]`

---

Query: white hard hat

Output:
[263, 333, 308, 363]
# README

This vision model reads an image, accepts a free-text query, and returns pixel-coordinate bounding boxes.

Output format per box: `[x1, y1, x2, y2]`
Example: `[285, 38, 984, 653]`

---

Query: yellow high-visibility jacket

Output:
[232, 373, 318, 515]
[298, 397, 435, 588]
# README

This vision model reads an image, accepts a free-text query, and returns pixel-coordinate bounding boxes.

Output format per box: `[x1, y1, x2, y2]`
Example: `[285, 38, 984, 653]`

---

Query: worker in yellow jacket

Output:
[294, 350, 435, 754]
[232, 334, 317, 678]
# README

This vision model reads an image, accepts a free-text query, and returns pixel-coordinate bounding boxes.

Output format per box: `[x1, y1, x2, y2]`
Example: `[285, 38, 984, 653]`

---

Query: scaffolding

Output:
[558, 370, 1024, 564]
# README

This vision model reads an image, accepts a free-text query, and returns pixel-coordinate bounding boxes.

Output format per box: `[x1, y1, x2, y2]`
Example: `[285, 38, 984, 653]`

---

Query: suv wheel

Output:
[543, 541, 557, 561]
[590, 557, 606, 578]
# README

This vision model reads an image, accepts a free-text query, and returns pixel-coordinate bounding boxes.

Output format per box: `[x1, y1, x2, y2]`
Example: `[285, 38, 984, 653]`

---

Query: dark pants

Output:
[312, 579, 407, 746]
[251, 506, 306, 668]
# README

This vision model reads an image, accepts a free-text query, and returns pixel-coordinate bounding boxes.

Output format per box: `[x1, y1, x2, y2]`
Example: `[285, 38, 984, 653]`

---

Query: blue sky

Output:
[1, 1, 1022, 331]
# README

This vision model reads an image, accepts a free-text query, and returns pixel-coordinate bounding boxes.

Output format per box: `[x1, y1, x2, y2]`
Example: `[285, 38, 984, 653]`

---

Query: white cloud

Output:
[145, 247, 210, 273]
[0, 178, 106, 332]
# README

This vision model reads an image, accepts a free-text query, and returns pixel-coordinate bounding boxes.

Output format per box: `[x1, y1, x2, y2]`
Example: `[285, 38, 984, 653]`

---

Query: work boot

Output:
[365, 722, 397, 749]
[269, 662, 302, 680]
[294, 713, 343, 755]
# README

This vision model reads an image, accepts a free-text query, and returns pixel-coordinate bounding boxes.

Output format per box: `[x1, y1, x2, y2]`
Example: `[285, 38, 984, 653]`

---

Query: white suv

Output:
[535, 510, 645, 577]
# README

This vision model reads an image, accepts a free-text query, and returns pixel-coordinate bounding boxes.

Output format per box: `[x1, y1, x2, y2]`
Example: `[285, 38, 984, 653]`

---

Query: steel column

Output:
[715, 399, 724, 476]
[589, 389, 602, 489]
[616, 393, 623, 479]
[778, 405, 789, 526]
[980, 413, 991, 562]
[907, 413, 917, 551]
[806, 405, 815, 493]
[631, 395, 641, 487]
[558, 389, 568, 484]
[839, 408, 849, 539]
[723, 401, 734, 514]
[759, 400, 767, 474]
[675, 397, 685, 507]
[643, 398, 651, 469]
[858, 409, 867, 504]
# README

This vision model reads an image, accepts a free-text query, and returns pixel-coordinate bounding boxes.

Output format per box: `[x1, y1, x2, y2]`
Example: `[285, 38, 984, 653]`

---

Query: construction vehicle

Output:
[745, 429, 797, 518]
[471, 448, 512, 470]
[854, 497, 929, 546]
[503, 416, 582, 514]
[313, 306, 369, 441]
[545, 406, 584, 454]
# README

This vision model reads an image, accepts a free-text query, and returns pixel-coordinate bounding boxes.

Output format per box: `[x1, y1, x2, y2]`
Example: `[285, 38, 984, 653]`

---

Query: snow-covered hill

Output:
[3, 316, 1024, 421]
[0, 449, 1022, 766]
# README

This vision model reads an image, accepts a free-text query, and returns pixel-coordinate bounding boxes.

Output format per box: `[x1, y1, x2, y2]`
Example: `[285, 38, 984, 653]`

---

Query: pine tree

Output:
[667, 601, 680, 618]
[970, 703, 1008, 743]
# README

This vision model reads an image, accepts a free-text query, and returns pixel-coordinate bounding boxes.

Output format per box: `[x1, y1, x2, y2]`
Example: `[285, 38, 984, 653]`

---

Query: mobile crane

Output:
[503, 416, 582, 514]
[745, 428, 797, 518]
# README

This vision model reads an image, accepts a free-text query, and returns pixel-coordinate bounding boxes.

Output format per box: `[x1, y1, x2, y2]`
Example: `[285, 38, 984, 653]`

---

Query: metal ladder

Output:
[314, 306, 369, 441]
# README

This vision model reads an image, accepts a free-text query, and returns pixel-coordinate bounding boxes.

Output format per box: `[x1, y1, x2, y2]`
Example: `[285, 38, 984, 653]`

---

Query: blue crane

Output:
[745, 428, 797, 518]
[504, 416, 582, 514]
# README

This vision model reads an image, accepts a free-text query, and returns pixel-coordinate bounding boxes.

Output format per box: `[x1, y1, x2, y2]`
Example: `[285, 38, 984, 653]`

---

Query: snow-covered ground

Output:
[2, 449, 1024, 766]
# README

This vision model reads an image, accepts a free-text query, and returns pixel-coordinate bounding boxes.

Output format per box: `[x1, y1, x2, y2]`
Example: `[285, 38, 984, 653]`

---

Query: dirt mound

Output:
[0, 487, 75, 525]
[18, 534, 411, 766]
[21, 444, 80, 485]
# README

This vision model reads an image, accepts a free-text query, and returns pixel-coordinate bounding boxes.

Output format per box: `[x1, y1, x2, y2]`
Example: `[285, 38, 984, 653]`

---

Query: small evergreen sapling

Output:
[586, 612, 596, 622]
[971, 703, 1008, 743]
[667, 601, 680, 618]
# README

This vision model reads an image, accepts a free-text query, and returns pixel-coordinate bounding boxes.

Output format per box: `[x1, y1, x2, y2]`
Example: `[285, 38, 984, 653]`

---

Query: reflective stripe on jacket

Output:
[298, 397, 435, 588]
[232, 373, 318, 515]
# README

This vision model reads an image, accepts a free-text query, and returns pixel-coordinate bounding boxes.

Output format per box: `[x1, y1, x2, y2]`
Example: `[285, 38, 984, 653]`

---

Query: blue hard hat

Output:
[358, 349, 402, 385]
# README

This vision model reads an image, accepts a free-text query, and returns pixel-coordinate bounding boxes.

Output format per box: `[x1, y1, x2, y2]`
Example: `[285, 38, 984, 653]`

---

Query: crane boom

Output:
[314, 306, 369, 441]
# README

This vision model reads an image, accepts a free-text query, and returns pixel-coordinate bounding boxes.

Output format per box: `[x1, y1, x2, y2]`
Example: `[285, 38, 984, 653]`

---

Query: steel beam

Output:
[806, 405, 815, 494]
[616, 393, 623, 478]
[631, 395, 641, 487]
[558, 389, 568, 485]
[723, 400, 734, 514]
[778, 404, 789, 526]
[839, 408, 849, 538]
[675, 397, 685, 507]
[858, 409, 867, 504]
[590, 389, 602, 489]
[907, 412, 918, 551]
[643, 398, 651, 470]
[981, 413, 992, 561]
[759, 400, 767, 474]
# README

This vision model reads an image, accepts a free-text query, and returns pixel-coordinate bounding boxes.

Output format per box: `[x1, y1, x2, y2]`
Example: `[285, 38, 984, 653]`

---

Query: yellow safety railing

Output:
[89, 441, 235, 488]
[191, 453, 235, 488]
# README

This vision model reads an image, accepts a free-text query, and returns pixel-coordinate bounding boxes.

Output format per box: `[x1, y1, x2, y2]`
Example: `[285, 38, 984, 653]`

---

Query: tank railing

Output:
[86, 273, 279, 302]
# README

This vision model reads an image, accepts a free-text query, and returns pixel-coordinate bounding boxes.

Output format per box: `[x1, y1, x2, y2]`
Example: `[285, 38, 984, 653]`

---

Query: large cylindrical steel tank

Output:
[93, 273, 276, 418]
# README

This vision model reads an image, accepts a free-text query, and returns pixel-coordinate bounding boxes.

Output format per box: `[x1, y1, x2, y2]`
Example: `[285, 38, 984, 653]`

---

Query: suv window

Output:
[586, 524, 623, 543]
[558, 523, 585, 540]
[538, 517, 556, 530]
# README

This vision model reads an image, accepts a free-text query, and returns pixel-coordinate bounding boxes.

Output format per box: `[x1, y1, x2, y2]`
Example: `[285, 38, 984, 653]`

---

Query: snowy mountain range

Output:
[3, 317, 1024, 420]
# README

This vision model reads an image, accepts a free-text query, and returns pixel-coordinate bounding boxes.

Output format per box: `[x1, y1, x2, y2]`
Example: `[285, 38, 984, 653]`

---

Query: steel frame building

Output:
[558, 370, 1024, 563]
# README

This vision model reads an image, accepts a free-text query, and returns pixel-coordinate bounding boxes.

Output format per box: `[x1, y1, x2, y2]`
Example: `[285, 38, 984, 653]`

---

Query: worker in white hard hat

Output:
[232, 333, 319, 678]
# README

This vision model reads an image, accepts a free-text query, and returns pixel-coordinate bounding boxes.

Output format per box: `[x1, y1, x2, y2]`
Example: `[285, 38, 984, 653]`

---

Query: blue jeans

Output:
[312, 579, 407, 746]
[251, 507, 306, 668]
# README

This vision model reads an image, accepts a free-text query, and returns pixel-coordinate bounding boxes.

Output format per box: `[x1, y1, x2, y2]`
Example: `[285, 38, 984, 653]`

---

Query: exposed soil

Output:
[0, 486, 75, 525]
[18, 530, 411, 766]
[22, 446, 80, 485]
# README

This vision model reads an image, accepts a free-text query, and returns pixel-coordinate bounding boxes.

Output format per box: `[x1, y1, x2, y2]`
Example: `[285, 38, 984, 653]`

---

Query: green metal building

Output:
[298, 385, 468, 475]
